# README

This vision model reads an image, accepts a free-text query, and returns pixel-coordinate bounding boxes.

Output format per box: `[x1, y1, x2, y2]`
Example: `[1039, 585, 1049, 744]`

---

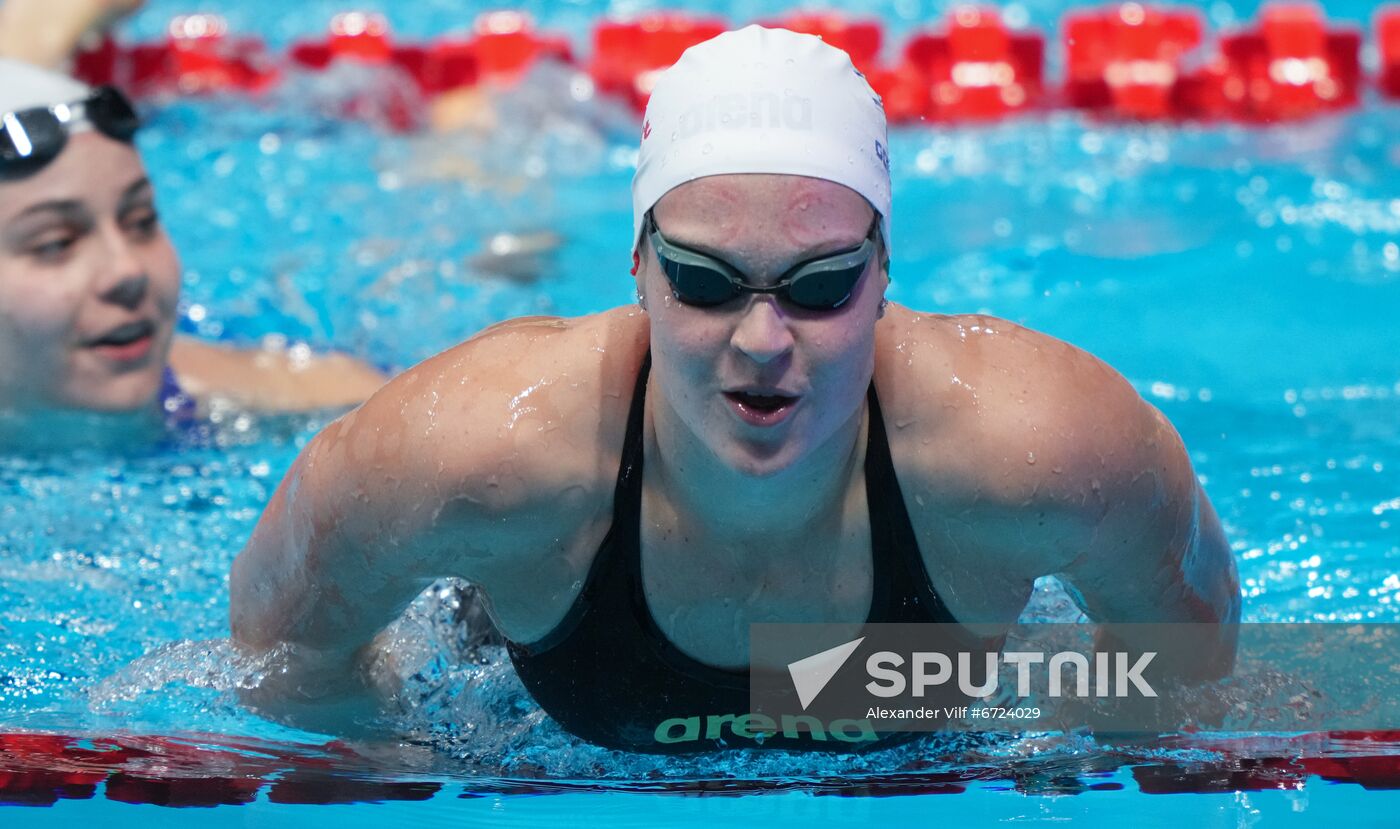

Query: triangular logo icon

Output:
[787, 637, 864, 710]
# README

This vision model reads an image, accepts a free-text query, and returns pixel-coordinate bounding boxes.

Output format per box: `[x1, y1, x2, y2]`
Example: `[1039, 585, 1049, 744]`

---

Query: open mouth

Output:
[727, 392, 797, 412]
[89, 320, 155, 348]
[723, 391, 800, 426]
[86, 320, 156, 363]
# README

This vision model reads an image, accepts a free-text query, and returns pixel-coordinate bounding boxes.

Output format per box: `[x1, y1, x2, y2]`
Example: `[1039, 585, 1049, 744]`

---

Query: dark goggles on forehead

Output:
[1, 86, 140, 181]
[646, 210, 883, 311]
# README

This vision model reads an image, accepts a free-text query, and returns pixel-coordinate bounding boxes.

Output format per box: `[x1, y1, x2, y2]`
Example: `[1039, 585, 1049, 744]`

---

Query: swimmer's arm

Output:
[228, 383, 490, 722]
[0, 0, 143, 69]
[229, 331, 605, 726]
[169, 336, 388, 412]
[1047, 391, 1241, 679]
[895, 314, 1239, 676]
[228, 446, 414, 726]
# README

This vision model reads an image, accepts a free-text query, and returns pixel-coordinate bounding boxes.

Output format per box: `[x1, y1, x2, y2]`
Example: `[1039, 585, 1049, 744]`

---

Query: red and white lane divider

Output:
[69, 3, 1400, 126]
[1382, 6, 1400, 99]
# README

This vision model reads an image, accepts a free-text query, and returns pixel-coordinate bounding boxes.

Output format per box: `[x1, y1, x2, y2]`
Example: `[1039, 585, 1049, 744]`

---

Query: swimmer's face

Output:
[639, 174, 888, 476]
[0, 132, 180, 412]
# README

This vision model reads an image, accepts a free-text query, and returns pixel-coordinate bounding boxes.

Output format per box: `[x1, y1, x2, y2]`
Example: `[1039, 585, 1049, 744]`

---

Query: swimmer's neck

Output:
[645, 391, 866, 542]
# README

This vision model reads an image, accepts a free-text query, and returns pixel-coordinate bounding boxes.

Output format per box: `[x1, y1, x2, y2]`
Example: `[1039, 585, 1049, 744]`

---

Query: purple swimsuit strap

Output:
[159, 366, 197, 424]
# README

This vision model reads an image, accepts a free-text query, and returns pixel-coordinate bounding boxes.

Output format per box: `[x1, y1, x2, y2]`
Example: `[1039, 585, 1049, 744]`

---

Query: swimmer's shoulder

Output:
[874, 305, 1165, 571]
[332, 307, 650, 563]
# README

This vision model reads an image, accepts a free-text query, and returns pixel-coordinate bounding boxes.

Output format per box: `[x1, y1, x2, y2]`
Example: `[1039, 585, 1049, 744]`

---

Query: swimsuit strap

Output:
[159, 366, 197, 425]
[510, 351, 651, 654]
[864, 378, 958, 623]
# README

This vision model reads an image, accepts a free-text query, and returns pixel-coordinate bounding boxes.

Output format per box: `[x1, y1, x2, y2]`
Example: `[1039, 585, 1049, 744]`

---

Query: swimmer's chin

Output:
[39, 347, 170, 414]
[713, 444, 807, 479]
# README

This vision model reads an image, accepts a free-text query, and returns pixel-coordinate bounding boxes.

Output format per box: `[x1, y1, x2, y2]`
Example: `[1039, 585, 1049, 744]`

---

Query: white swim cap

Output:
[0, 58, 92, 118]
[632, 25, 892, 256]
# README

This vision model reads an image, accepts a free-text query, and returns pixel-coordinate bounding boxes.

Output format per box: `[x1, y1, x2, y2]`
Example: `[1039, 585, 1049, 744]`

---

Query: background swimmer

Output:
[230, 27, 1239, 751]
[0, 0, 610, 288]
[0, 59, 385, 435]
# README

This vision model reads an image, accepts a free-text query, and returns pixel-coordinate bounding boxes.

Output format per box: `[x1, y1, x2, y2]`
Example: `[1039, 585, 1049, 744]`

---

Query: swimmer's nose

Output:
[96, 227, 149, 310]
[730, 297, 794, 366]
[101, 272, 149, 310]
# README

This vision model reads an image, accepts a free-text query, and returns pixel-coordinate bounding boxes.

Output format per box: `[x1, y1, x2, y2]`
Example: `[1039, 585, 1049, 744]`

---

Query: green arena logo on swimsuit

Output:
[653, 713, 878, 745]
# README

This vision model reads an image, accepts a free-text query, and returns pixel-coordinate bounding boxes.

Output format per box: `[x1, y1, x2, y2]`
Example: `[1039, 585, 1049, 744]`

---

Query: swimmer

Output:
[0, 0, 142, 70]
[0, 59, 386, 437]
[230, 27, 1240, 752]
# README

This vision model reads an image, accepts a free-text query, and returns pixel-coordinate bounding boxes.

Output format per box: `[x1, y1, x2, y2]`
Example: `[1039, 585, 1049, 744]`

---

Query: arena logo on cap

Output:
[874, 140, 890, 172]
[675, 91, 814, 139]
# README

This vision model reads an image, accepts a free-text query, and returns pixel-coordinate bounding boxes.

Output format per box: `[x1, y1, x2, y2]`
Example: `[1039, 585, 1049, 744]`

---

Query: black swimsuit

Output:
[506, 354, 963, 753]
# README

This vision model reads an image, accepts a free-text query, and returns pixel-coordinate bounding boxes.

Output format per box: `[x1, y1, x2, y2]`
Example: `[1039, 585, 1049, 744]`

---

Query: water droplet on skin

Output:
[1052, 466, 1063, 474]
[1026, 452, 1037, 465]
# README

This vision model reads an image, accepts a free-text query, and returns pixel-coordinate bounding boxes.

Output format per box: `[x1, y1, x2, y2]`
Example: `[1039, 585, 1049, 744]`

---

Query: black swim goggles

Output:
[1, 86, 141, 181]
[645, 210, 883, 311]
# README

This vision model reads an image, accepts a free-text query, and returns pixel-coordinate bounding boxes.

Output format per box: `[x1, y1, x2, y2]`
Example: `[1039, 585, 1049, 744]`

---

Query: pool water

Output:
[3, 0, 1400, 824]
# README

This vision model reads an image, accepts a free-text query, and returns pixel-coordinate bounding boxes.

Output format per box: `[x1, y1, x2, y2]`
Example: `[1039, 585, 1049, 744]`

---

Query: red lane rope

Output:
[71, 3, 1400, 125]
[5, 731, 1400, 806]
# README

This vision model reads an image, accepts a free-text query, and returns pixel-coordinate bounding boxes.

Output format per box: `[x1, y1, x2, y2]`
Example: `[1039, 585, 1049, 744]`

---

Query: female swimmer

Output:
[0, 59, 385, 437]
[230, 27, 1239, 753]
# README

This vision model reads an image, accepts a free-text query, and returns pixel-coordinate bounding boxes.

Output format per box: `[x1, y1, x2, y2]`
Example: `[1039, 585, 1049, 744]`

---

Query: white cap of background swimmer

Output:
[631, 25, 892, 256]
[0, 59, 92, 122]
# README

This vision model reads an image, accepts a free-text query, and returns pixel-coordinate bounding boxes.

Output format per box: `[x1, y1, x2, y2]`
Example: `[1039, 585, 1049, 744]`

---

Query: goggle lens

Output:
[1, 87, 140, 181]
[649, 212, 878, 312]
[86, 87, 141, 142]
[785, 264, 866, 310]
[662, 259, 739, 307]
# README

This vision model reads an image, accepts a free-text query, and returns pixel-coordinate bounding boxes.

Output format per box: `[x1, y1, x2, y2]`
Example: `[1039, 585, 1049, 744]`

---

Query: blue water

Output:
[3, 0, 1400, 824]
